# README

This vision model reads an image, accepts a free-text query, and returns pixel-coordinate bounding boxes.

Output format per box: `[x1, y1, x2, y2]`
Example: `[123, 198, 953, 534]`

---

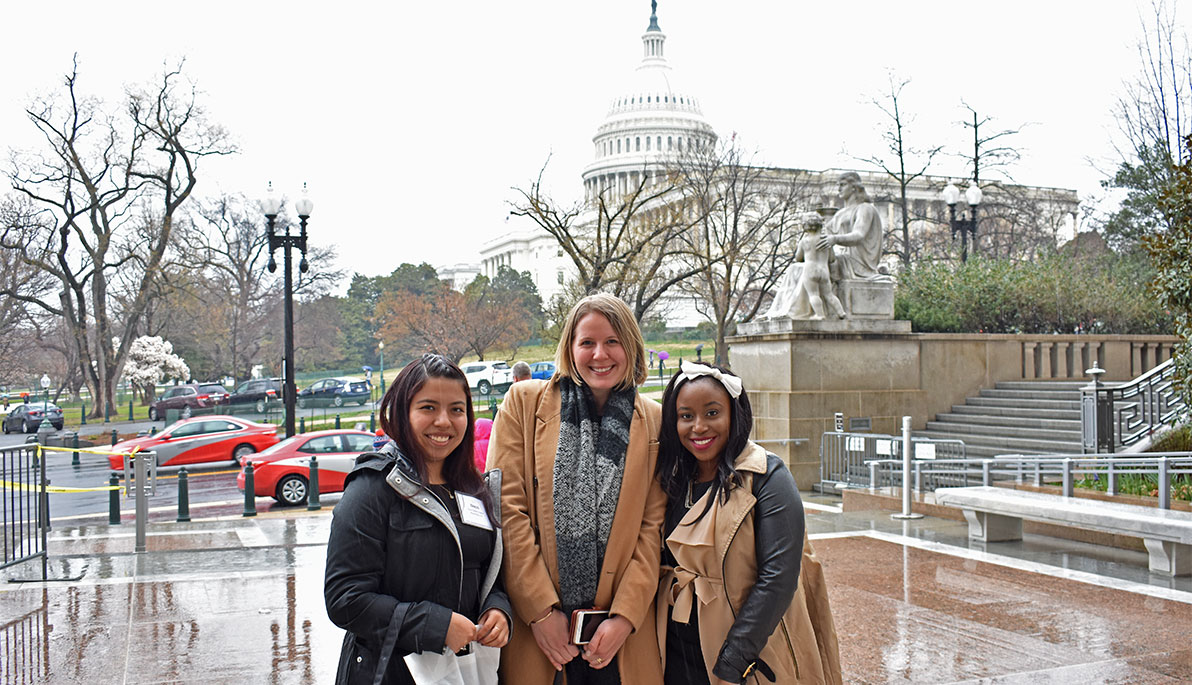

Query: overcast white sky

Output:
[2, 1, 1180, 290]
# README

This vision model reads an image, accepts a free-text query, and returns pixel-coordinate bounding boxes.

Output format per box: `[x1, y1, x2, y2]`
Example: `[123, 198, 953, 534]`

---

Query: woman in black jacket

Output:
[654, 362, 840, 685]
[325, 354, 512, 685]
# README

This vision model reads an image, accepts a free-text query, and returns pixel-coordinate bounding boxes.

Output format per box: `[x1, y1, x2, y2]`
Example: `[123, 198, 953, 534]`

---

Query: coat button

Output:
[356, 656, 362, 663]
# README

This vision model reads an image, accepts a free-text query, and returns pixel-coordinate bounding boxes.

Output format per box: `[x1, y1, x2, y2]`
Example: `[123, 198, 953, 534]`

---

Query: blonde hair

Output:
[554, 293, 647, 389]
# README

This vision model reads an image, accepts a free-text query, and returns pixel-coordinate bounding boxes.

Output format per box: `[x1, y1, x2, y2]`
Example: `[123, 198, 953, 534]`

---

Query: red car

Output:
[107, 415, 280, 469]
[237, 429, 375, 506]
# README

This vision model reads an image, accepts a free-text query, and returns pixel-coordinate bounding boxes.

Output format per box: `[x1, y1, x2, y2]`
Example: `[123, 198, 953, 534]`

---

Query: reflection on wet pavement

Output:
[0, 504, 1190, 683]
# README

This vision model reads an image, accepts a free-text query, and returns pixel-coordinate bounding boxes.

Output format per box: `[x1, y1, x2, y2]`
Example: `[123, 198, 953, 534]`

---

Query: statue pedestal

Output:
[728, 320, 925, 491]
[839, 278, 894, 319]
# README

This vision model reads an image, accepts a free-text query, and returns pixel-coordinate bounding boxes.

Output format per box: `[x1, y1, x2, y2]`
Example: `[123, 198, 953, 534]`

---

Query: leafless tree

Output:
[856, 74, 942, 268]
[2, 57, 233, 418]
[509, 158, 705, 321]
[671, 140, 812, 364]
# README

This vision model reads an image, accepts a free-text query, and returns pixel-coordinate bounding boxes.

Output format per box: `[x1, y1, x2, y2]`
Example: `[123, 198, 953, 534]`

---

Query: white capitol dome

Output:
[581, 3, 718, 200]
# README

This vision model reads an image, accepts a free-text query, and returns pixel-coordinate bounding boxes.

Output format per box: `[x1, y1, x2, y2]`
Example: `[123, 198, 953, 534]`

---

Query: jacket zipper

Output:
[424, 487, 465, 611]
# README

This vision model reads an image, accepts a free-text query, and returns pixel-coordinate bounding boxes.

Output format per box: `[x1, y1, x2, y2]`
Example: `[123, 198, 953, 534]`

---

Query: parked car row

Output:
[146, 377, 372, 420]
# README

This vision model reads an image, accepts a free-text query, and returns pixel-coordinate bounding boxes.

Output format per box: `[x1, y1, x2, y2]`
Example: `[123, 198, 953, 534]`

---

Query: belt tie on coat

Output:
[668, 566, 720, 624]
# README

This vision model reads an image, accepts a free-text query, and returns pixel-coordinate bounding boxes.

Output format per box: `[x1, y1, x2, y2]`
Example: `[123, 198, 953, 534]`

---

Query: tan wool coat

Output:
[658, 442, 842, 685]
[489, 379, 666, 685]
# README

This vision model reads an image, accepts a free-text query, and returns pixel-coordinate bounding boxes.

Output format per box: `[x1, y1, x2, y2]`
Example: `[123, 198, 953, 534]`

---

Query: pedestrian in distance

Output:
[655, 362, 841, 685]
[511, 361, 532, 383]
[489, 292, 666, 684]
[325, 353, 511, 685]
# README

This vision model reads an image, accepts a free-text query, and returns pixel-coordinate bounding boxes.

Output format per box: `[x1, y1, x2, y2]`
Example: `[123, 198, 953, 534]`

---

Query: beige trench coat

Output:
[489, 379, 666, 685]
[657, 442, 842, 685]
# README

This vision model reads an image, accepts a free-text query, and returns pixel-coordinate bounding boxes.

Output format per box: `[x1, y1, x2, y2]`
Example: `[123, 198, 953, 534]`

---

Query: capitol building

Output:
[474, 4, 1079, 328]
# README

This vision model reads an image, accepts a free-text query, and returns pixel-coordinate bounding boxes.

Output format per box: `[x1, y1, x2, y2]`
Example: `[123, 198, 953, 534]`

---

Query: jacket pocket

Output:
[337, 633, 379, 685]
[389, 506, 433, 531]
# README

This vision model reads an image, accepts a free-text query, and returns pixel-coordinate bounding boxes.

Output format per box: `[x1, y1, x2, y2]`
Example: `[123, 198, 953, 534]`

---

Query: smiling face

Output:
[571, 312, 628, 409]
[675, 378, 732, 481]
[407, 376, 469, 481]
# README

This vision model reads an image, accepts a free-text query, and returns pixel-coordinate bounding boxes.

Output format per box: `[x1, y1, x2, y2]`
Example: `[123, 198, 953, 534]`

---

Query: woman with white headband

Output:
[654, 361, 841, 685]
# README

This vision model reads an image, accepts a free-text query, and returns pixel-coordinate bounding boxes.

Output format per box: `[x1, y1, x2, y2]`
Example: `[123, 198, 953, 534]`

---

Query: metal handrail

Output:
[1082, 358, 1185, 453]
[818, 430, 966, 493]
[866, 451, 1192, 510]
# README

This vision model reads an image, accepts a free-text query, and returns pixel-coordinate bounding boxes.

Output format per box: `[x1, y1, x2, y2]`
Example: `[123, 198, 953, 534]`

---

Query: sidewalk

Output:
[3, 497, 1192, 683]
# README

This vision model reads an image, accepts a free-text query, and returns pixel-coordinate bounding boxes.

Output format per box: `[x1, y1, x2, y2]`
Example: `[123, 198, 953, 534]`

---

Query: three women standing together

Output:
[326, 293, 841, 685]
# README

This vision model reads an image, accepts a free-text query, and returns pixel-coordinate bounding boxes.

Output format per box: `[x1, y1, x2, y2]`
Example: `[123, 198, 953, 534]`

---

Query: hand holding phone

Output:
[569, 609, 611, 645]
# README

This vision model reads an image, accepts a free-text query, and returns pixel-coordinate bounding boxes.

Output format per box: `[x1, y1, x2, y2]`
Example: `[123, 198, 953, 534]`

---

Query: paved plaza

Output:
[3, 496, 1191, 684]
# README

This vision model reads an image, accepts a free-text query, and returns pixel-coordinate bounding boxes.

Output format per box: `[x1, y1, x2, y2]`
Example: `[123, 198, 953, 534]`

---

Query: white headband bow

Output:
[678, 360, 743, 398]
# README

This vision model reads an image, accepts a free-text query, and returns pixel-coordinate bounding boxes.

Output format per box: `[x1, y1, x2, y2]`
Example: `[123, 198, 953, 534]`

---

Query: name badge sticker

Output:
[457, 493, 493, 530]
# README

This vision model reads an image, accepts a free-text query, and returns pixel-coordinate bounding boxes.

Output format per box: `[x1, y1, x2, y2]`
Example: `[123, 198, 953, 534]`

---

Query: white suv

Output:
[461, 361, 514, 395]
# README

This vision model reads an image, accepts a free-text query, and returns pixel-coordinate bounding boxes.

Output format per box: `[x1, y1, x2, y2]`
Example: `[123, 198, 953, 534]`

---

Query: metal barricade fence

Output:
[819, 431, 966, 493]
[1, 444, 48, 582]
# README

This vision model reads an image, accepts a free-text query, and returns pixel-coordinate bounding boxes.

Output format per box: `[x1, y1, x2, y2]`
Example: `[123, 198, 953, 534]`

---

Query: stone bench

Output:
[934, 486, 1192, 576]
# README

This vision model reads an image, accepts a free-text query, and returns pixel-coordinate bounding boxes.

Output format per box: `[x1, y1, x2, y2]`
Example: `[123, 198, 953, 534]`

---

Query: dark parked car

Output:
[149, 383, 231, 421]
[297, 378, 371, 408]
[3, 403, 64, 434]
[229, 378, 282, 413]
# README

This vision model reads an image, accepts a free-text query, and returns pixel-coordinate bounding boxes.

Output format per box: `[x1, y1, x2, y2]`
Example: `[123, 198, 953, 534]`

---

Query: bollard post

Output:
[892, 416, 922, 520]
[111, 429, 118, 446]
[335, 414, 341, 430]
[81, 402, 87, 425]
[41, 478, 51, 532]
[109, 473, 121, 525]
[72, 433, 80, 466]
[370, 411, 376, 432]
[243, 463, 257, 517]
[868, 461, 878, 489]
[1107, 460, 1117, 496]
[128, 399, 134, 421]
[307, 456, 322, 511]
[1062, 458, 1074, 498]
[1158, 457, 1171, 510]
[176, 467, 191, 522]
[299, 416, 305, 434]
[134, 454, 147, 554]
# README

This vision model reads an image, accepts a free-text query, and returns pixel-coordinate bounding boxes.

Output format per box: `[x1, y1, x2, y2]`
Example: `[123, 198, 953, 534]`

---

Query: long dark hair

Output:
[656, 365, 754, 518]
[380, 354, 496, 523]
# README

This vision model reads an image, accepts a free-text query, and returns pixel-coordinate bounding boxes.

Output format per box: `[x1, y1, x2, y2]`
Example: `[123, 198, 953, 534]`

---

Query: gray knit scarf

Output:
[553, 377, 636, 612]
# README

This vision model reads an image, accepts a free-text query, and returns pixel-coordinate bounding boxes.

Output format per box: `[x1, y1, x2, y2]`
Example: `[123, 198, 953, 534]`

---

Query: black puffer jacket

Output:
[324, 444, 511, 685]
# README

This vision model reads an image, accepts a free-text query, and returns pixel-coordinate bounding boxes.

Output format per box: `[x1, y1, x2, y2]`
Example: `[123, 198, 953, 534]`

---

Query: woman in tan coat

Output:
[655, 362, 841, 685]
[489, 293, 665, 685]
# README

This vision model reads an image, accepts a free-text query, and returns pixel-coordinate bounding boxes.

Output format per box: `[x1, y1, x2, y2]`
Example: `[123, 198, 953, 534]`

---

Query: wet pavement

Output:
[2, 497, 1191, 683]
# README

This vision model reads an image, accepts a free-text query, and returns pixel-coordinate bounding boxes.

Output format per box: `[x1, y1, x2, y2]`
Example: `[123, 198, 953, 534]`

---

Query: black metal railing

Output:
[1082, 359, 1185, 453]
[1, 444, 48, 581]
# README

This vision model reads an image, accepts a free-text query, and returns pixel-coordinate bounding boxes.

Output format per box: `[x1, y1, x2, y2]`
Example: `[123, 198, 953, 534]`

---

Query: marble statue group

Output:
[765, 172, 893, 321]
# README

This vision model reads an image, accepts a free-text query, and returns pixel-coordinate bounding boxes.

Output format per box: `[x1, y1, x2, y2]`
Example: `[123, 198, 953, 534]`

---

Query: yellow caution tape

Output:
[0, 480, 118, 493]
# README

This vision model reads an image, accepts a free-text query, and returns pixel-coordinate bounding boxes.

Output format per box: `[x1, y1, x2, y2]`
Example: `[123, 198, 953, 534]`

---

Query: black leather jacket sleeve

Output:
[713, 455, 805, 681]
[324, 469, 452, 656]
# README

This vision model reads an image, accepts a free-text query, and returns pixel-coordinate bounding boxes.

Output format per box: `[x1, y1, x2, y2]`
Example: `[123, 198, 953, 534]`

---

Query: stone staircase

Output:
[915, 380, 1086, 458]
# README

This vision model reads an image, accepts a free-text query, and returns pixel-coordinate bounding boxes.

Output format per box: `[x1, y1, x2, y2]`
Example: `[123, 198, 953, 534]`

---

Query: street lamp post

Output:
[263, 183, 313, 439]
[942, 182, 982, 262]
[378, 340, 385, 397]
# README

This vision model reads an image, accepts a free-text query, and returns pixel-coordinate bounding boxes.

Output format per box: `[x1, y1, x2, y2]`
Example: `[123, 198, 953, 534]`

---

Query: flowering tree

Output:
[123, 336, 190, 404]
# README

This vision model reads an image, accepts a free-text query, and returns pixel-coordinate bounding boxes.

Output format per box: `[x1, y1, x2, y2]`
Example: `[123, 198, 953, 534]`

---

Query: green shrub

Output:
[894, 253, 1170, 334]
